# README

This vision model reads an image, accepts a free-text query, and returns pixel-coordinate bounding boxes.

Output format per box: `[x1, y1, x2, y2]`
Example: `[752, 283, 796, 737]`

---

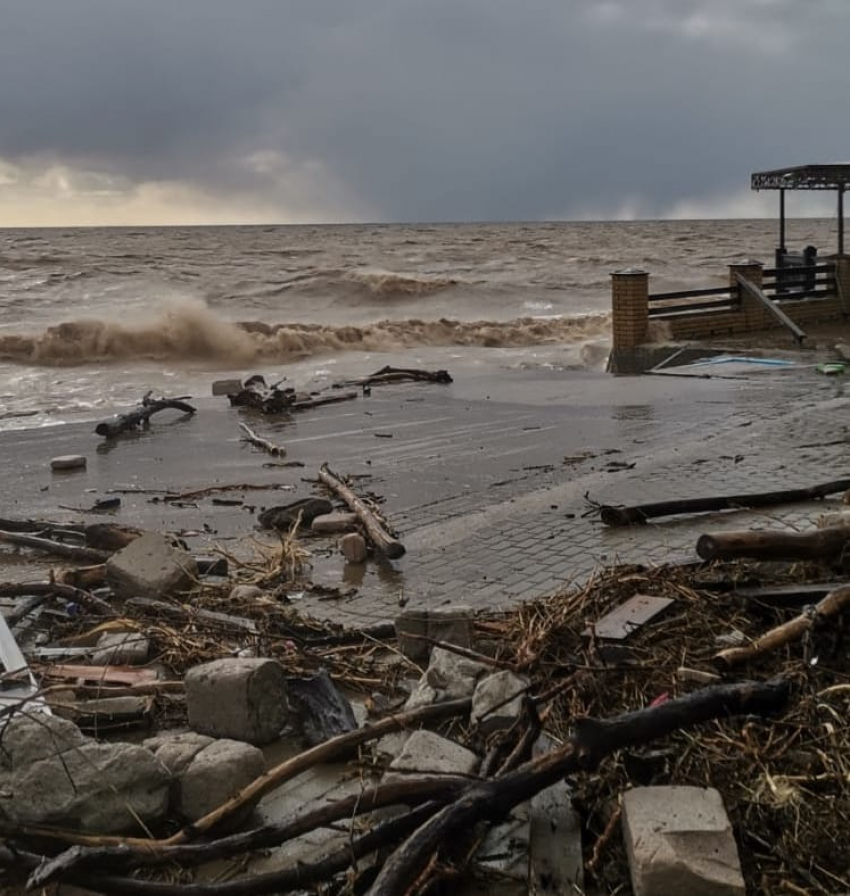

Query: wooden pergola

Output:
[751, 163, 850, 255]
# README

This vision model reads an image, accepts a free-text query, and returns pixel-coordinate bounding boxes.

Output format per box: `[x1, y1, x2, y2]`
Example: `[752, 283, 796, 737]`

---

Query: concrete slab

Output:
[622, 786, 745, 896]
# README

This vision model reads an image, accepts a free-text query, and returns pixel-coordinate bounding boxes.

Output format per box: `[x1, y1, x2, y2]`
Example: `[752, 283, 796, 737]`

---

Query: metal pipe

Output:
[779, 189, 786, 250]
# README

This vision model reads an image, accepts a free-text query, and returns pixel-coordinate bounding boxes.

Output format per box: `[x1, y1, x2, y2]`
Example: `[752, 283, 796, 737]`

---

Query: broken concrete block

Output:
[0, 715, 169, 834]
[212, 378, 244, 396]
[106, 531, 197, 599]
[404, 647, 489, 709]
[311, 512, 359, 534]
[622, 786, 745, 896]
[50, 454, 87, 471]
[384, 730, 479, 784]
[91, 631, 150, 665]
[185, 657, 288, 745]
[471, 670, 528, 735]
[339, 532, 367, 563]
[177, 738, 265, 822]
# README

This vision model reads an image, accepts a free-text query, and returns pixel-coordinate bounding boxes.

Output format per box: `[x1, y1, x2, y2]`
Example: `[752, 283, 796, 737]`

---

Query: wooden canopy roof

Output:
[751, 164, 848, 254]
[752, 164, 850, 192]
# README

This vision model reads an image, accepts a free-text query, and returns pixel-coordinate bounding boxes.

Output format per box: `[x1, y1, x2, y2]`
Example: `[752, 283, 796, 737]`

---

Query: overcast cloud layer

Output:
[0, 0, 847, 225]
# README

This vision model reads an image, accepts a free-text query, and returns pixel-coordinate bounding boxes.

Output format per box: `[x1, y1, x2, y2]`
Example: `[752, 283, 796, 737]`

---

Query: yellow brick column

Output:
[729, 259, 764, 330]
[611, 268, 649, 351]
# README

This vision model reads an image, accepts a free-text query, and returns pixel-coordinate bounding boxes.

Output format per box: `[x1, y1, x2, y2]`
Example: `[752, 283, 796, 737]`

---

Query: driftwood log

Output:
[0, 530, 109, 564]
[318, 463, 405, 559]
[697, 526, 850, 563]
[599, 477, 850, 526]
[0, 582, 113, 617]
[95, 395, 196, 438]
[338, 365, 453, 387]
[238, 422, 285, 457]
[714, 584, 850, 668]
[19, 679, 790, 895]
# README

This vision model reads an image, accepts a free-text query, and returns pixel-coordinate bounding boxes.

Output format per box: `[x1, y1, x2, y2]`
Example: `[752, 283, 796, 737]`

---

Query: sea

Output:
[0, 218, 839, 431]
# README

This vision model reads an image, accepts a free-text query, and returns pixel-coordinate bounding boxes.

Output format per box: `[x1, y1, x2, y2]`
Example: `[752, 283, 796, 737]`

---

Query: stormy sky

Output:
[0, 0, 847, 225]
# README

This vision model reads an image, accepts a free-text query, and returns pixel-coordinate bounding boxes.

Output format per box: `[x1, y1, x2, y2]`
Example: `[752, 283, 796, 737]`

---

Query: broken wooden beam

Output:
[697, 526, 850, 563]
[94, 395, 196, 439]
[599, 477, 850, 526]
[714, 584, 850, 668]
[318, 463, 405, 559]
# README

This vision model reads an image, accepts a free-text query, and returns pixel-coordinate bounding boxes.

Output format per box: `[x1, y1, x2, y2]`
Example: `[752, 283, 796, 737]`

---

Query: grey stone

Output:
[622, 786, 745, 896]
[384, 730, 479, 784]
[339, 532, 367, 563]
[146, 731, 214, 777]
[0, 717, 170, 834]
[471, 670, 528, 734]
[229, 584, 264, 602]
[404, 647, 489, 709]
[177, 739, 265, 821]
[91, 631, 150, 665]
[0, 714, 86, 771]
[50, 454, 87, 471]
[106, 532, 197, 599]
[185, 657, 288, 745]
[311, 512, 359, 534]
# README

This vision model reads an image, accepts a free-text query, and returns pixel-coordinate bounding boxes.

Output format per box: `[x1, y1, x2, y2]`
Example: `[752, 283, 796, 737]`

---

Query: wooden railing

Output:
[762, 262, 836, 300]
[647, 261, 837, 318]
[647, 284, 737, 318]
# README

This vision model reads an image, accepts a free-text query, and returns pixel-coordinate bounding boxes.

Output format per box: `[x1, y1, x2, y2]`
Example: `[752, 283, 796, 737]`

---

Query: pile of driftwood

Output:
[229, 366, 452, 415]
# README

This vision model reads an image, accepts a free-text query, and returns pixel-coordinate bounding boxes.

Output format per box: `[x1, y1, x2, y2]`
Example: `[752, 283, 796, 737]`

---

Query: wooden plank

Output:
[648, 286, 734, 301]
[736, 274, 805, 344]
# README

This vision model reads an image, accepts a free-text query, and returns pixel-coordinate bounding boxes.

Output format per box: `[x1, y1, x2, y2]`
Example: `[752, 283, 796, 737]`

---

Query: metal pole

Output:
[779, 189, 786, 250]
[839, 187, 845, 255]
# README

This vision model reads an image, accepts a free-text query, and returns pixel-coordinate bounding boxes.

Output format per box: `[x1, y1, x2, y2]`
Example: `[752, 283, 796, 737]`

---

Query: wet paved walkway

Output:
[296, 363, 850, 626]
[1, 359, 847, 628]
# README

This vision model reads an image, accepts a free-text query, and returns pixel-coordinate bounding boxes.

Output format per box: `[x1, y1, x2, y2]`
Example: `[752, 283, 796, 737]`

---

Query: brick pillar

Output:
[611, 268, 649, 350]
[729, 259, 764, 328]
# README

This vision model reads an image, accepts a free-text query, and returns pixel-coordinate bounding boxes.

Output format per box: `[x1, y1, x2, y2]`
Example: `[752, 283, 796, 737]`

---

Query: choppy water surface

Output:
[0, 219, 838, 428]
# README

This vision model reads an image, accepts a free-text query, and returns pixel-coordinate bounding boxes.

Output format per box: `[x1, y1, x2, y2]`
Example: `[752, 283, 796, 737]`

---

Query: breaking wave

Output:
[0, 300, 611, 366]
[343, 269, 460, 297]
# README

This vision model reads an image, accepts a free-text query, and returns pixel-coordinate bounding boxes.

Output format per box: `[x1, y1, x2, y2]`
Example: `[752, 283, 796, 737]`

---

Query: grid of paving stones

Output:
[300, 367, 850, 627]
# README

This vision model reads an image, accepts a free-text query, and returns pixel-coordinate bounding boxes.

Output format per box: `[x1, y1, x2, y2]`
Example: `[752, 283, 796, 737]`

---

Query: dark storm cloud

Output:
[0, 0, 847, 221]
